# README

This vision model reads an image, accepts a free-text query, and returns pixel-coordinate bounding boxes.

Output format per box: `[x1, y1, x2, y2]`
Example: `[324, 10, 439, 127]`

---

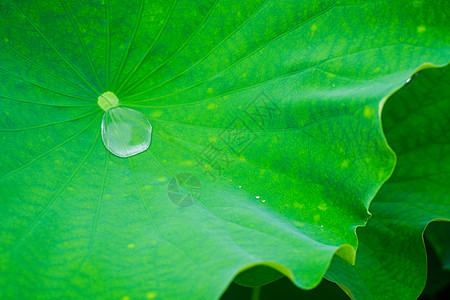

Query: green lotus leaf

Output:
[0, 0, 449, 299]
[326, 65, 450, 299]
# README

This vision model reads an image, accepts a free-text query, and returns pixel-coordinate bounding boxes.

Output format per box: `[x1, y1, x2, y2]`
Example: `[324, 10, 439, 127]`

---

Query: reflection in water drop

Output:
[101, 107, 152, 158]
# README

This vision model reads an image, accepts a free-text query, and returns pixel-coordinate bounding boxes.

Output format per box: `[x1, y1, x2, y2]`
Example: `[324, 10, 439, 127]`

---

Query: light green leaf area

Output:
[0, 1, 448, 299]
[326, 65, 450, 299]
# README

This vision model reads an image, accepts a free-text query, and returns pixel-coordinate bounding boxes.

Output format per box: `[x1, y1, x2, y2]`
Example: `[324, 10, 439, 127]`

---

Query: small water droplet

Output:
[406, 77, 412, 83]
[261, 199, 266, 203]
[238, 185, 242, 188]
[320, 225, 324, 228]
[255, 196, 260, 199]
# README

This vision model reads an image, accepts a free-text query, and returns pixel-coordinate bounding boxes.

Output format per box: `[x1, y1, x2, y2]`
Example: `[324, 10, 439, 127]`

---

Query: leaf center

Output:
[97, 91, 119, 111]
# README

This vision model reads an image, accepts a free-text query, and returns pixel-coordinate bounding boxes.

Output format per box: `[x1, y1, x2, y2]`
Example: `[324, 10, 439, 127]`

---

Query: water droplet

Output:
[320, 225, 324, 228]
[255, 196, 260, 199]
[261, 199, 266, 203]
[101, 107, 152, 158]
[238, 185, 242, 188]
[406, 77, 412, 83]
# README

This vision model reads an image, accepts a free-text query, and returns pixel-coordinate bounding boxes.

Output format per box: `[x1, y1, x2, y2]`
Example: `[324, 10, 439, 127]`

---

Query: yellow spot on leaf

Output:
[208, 136, 217, 143]
[373, 67, 381, 73]
[363, 106, 374, 118]
[318, 204, 327, 211]
[127, 243, 135, 249]
[207, 103, 217, 110]
[151, 111, 162, 118]
[157, 176, 167, 182]
[122, 296, 130, 300]
[412, 0, 423, 7]
[341, 159, 350, 168]
[293, 202, 304, 209]
[206, 88, 214, 95]
[417, 25, 426, 33]
[182, 160, 194, 166]
[146, 292, 158, 299]
[310, 24, 317, 32]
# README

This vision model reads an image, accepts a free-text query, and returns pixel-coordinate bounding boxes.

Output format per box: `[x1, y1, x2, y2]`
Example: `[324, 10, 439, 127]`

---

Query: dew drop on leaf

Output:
[101, 107, 152, 158]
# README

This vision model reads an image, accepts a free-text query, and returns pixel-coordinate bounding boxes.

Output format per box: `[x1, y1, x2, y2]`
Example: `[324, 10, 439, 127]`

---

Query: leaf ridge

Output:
[0, 66, 95, 103]
[60, 0, 104, 91]
[0, 110, 98, 132]
[0, 39, 95, 97]
[111, 0, 145, 91]
[119, 0, 221, 96]
[116, 0, 180, 94]
[0, 114, 100, 180]
[121, 0, 273, 99]
[7, 0, 101, 95]
[0, 95, 95, 108]
[127, 42, 423, 109]
[10, 127, 101, 252]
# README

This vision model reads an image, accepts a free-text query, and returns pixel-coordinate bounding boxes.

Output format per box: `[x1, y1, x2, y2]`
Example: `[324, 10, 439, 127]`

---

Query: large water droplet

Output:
[101, 107, 152, 158]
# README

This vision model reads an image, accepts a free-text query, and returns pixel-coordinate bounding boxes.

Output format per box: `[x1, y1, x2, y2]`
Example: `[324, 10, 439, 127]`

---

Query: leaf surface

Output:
[0, 0, 449, 299]
[326, 65, 450, 299]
